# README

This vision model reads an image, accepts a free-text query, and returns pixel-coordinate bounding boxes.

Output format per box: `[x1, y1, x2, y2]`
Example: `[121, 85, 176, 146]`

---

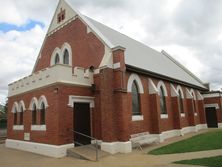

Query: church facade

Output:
[6, 0, 209, 157]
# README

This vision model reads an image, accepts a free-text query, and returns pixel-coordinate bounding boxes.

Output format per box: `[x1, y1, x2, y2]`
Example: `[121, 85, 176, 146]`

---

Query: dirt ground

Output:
[0, 129, 221, 167]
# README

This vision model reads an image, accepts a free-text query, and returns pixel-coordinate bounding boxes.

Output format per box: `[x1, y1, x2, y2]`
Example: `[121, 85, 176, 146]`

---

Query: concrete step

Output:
[67, 144, 110, 161]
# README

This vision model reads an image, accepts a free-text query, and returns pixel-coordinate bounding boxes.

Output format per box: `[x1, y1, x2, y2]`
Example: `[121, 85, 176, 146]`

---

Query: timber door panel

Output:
[74, 103, 91, 146]
[205, 107, 218, 128]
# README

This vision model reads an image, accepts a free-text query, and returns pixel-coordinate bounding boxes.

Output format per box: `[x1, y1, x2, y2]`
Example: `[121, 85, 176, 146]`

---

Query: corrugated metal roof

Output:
[85, 16, 206, 89]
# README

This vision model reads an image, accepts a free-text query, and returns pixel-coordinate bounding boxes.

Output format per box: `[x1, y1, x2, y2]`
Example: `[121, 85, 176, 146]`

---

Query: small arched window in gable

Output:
[160, 86, 167, 114]
[55, 53, 60, 64]
[132, 80, 141, 115]
[178, 90, 184, 113]
[32, 103, 37, 125]
[63, 49, 69, 65]
[40, 102, 46, 125]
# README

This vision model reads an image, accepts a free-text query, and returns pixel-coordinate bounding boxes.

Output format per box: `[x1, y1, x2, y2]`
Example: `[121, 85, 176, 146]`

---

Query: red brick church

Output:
[6, 0, 213, 157]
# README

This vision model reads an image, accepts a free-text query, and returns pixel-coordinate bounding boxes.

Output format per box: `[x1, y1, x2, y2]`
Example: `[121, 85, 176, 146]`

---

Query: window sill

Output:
[160, 114, 168, 119]
[132, 115, 144, 121]
[13, 125, 24, 130]
[31, 125, 46, 131]
[181, 113, 185, 117]
[194, 113, 198, 116]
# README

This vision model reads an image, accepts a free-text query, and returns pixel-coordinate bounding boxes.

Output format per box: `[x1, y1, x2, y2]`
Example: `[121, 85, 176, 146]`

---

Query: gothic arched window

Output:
[63, 49, 69, 65]
[192, 92, 196, 113]
[40, 102, 46, 125]
[14, 107, 17, 125]
[160, 86, 167, 114]
[178, 90, 184, 113]
[32, 103, 37, 125]
[132, 81, 141, 115]
[19, 106, 23, 125]
[55, 53, 60, 64]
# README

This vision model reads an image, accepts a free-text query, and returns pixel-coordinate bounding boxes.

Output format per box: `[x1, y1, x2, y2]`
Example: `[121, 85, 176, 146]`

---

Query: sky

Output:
[1, 0, 222, 104]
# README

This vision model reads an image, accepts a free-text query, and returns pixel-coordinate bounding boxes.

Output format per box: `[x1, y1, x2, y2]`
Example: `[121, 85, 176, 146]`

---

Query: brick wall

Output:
[8, 83, 93, 145]
[34, 18, 105, 72]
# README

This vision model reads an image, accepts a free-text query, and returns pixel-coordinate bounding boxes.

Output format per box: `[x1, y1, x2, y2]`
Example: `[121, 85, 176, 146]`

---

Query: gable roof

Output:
[84, 16, 206, 89]
[35, 0, 207, 90]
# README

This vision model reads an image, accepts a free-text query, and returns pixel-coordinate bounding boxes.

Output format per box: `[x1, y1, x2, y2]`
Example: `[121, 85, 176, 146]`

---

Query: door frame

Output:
[205, 107, 218, 128]
[68, 95, 94, 136]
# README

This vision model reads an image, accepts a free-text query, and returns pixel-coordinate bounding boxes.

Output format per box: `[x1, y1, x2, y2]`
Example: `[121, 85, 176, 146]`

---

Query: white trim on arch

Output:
[38, 95, 49, 109]
[50, 47, 61, 66]
[170, 84, 178, 97]
[190, 89, 196, 100]
[197, 91, 204, 100]
[157, 81, 168, 96]
[18, 100, 26, 112]
[127, 73, 144, 93]
[11, 102, 19, 113]
[61, 42, 72, 66]
[29, 97, 38, 110]
[176, 85, 184, 99]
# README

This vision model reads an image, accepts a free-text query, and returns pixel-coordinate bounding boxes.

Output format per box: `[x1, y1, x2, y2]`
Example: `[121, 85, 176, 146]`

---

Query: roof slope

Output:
[44, 0, 206, 89]
[85, 16, 206, 89]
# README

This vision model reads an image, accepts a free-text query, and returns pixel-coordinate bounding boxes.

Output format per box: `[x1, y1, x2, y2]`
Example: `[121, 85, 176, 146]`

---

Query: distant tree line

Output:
[0, 100, 8, 129]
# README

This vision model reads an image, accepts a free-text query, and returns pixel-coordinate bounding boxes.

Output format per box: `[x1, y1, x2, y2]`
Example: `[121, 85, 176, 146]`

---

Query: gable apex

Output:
[47, 0, 78, 34]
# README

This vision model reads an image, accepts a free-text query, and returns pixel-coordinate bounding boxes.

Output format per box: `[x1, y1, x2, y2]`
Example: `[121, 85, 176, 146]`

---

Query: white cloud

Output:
[1, 0, 222, 103]
[0, 25, 46, 103]
[154, 45, 205, 78]
[0, 0, 57, 26]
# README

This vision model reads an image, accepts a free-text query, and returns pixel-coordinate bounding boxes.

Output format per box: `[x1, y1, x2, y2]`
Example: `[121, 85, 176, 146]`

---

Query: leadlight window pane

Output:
[132, 81, 141, 115]
[14, 108, 17, 125]
[32, 104, 37, 125]
[19, 107, 23, 125]
[160, 86, 167, 114]
[55, 53, 60, 64]
[179, 90, 184, 113]
[40, 103, 45, 125]
[63, 49, 69, 65]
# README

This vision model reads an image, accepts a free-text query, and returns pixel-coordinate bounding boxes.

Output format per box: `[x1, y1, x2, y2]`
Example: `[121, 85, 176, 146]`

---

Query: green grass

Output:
[174, 156, 222, 167]
[149, 129, 222, 155]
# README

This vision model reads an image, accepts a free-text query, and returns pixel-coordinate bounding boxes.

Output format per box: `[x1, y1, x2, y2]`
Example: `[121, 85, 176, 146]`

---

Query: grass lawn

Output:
[174, 156, 222, 167]
[149, 129, 222, 155]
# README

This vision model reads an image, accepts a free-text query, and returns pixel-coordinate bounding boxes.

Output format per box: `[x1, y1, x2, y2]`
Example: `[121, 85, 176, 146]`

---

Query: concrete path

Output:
[1, 143, 221, 167]
[1, 129, 221, 167]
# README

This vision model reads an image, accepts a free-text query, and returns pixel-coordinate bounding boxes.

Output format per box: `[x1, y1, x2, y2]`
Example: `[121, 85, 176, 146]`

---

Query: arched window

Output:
[192, 92, 196, 113]
[63, 49, 69, 65]
[19, 106, 23, 125]
[160, 86, 167, 114]
[40, 102, 45, 125]
[132, 80, 141, 115]
[32, 103, 37, 125]
[178, 90, 184, 113]
[55, 53, 60, 64]
[14, 107, 17, 125]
